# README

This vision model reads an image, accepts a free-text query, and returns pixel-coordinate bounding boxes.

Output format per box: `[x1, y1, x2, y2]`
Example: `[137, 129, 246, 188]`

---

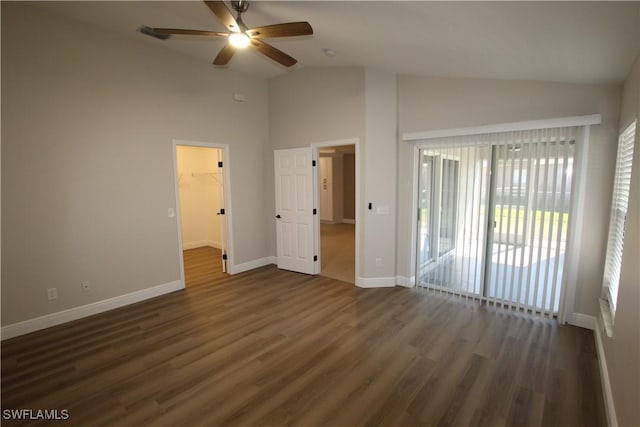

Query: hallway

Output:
[320, 223, 355, 284]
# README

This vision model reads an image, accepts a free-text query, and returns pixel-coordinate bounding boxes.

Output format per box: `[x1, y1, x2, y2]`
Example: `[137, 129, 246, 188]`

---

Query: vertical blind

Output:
[602, 120, 637, 318]
[417, 126, 578, 318]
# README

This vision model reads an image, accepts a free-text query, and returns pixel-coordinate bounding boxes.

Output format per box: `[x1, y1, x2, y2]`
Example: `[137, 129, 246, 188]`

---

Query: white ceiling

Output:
[36, 1, 640, 84]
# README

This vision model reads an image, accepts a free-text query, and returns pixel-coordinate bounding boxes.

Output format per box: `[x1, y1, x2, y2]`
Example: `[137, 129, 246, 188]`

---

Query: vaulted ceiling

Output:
[36, 1, 640, 83]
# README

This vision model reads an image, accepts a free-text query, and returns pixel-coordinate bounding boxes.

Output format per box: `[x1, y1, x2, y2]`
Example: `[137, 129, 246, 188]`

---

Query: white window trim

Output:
[403, 114, 601, 142]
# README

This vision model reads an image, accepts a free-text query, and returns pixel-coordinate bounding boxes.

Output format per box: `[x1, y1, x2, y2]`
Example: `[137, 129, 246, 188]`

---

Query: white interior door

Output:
[274, 148, 317, 274]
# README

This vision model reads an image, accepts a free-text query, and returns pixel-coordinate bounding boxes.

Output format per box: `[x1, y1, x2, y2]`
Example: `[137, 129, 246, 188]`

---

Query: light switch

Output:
[233, 92, 247, 102]
[376, 205, 389, 215]
[168, 208, 175, 218]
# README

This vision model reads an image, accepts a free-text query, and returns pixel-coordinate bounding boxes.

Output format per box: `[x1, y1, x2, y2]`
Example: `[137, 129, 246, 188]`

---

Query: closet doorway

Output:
[317, 144, 356, 283]
[173, 141, 231, 288]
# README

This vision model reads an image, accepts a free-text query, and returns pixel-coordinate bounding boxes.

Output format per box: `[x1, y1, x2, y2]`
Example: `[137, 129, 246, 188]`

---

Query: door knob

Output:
[276, 214, 281, 219]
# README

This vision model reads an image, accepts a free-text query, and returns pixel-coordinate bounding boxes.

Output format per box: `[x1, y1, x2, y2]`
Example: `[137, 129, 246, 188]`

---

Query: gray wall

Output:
[1, 3, 270, 325]
[267, 68, 398, 282]
[268, 67, 366, 150]
[362, 70, 397, 280]
[318, 153, 344, 223]
[600, 53, 640, 427]
[267, 67, 365, 275]
[397, 75, 622, 316]
[343, 153, 356, 220]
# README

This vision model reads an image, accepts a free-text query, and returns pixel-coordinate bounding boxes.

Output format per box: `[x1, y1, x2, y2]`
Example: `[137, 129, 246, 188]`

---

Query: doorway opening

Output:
[317, 144, 356, 283]
[173, 142, 230, 288]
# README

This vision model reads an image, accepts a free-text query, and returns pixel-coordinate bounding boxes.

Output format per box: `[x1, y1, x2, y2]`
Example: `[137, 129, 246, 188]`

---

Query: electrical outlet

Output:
[47, 288, 58, 300]
[81, 280, 91, 292]
[375, 257, 382, 267]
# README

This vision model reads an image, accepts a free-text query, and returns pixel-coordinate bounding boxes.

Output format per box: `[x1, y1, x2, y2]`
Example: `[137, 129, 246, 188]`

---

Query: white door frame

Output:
[311, 138, 361, 283]
[172, 139, 234, 287]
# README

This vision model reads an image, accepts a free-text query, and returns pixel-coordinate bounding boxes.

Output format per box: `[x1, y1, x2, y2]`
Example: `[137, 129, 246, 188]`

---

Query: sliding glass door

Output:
[417, 155, 461, 265]
[416, 128, 577, 316]
[487, 139, 574, 314]
[417, 146, 490, 295]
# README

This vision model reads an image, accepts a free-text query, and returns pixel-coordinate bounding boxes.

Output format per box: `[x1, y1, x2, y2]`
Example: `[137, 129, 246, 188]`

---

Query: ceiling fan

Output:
[141, 0, 313, 68]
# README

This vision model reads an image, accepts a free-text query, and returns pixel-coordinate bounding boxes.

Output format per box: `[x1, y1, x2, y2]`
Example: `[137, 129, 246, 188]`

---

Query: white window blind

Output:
[602, 120, 636, 319]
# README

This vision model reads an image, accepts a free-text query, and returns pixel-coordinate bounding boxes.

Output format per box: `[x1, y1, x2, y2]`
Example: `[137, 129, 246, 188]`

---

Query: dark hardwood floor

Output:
[1, 247, 606, 426]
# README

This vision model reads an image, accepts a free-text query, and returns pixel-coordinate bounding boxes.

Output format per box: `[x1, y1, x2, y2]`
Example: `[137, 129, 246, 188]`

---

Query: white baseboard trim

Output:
[594, 318, 618, 427]
[1, 280, 184, 341]
[183, 240, 221, 250]
[566, 312, 597, 330]
[356, 277, 396, 288]
[183, 240, 209, 250]
[229, 256, 277, 275]
[396, 276, 415, 288]
[342, 219, 356, 224]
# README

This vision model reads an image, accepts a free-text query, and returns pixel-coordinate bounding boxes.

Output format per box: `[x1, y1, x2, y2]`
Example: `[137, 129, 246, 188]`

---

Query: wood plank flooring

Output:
[1, 247, 605, 426]
[320, 223, 355, 284]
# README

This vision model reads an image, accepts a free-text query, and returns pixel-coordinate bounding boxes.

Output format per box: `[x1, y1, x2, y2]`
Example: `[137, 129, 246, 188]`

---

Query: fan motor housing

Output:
[231, 1, 250, 13]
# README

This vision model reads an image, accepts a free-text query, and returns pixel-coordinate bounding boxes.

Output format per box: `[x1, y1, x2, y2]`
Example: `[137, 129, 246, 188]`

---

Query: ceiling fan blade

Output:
[250, 39, 297, 67]
[213, 43, 236, 66]
[152, 28, 227, 37]
[246, 22, 313, 39]
[204, 1, 240, 32]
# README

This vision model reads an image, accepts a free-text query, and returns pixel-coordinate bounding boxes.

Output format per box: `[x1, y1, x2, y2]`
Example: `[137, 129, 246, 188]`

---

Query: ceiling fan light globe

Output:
[229, 32, 250, 48]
